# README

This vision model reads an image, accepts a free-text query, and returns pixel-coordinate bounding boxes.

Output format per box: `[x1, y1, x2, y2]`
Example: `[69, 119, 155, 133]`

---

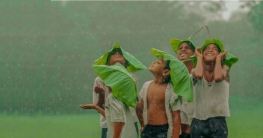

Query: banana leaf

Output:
[92, 62, 137, 108]
[170, 38, 197, 53]
[201, 39, 224, 52]
[94, 43, 146, 72]
[151, 48, 193, 102]
[186, 39, 239, 68]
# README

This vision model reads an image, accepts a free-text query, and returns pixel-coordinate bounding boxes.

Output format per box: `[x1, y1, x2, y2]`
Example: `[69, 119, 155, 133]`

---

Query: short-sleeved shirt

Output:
[93, 73, 139, 128]
[139, 80, 182, 138]
[180, 98, 194, 125]
[192, 76, 230, 120]
[93, 77, 109, 128]
[180, 75, 194, 125]
[105, 93, 137, 138]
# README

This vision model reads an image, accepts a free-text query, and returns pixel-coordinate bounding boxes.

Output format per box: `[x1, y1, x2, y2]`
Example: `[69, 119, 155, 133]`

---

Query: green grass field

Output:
[1, 109, 262, 138]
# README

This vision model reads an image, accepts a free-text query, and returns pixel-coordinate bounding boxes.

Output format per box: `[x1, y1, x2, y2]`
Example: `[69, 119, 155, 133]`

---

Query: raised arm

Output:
[214, 50, 229, 82]
[192, 47, 203, 79]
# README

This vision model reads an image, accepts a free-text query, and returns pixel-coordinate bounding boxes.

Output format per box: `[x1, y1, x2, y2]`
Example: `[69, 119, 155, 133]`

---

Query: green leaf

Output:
[94, 43, 147, 72]
[187, 39, 239, 68]
[151, 48, 193, 102]
[92, 62, 137, 108]
[170, 38, 196, 53]
[201, 39, 224, 52]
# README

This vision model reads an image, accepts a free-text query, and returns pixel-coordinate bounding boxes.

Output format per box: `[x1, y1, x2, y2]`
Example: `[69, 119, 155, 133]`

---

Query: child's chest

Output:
[146, 84, 166, 104]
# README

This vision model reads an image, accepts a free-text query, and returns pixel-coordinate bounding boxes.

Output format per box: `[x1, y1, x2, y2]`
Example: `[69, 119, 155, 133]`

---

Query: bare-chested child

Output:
[137, 48, 192, 138]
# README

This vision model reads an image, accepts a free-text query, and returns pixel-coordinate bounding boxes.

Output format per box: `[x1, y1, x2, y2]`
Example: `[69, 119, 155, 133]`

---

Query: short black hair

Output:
[163, 60, 171, 83]
[180, 41, 195, 52]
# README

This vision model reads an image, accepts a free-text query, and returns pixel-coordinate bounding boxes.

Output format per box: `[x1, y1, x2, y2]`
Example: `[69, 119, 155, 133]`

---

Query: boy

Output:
[190, 39, 238, 138]
[138, 48, 192, 138]
[80, 43, 146, 138]
[170, 39, 196, 138]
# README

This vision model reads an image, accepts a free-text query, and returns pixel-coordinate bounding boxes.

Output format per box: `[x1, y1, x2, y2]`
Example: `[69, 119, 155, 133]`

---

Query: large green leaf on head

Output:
[92, 62, 137, 108]
[170, 27, 203, 54]
[186, 39, 239, 68]
[170, 38, 197, 54]
[201, 39, 224, 52]
[151, 48, 193, 102]
[94, 43, 147, 72]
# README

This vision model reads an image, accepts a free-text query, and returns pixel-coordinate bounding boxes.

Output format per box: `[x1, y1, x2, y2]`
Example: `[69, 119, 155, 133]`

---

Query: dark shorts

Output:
[101, 128, 107, 138]
[190, 117, 228, 138]
[180, 132, 191, 138]
[141, 124, 169, 138]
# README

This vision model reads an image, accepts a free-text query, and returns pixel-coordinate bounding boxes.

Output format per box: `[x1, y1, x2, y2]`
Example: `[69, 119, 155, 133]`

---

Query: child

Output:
[170, 27, 203, 138]
[190, 38, 238, 138]
[81, 62, 141, 138]
[138, 48, 192, 138]
[80, 43, 146, 138]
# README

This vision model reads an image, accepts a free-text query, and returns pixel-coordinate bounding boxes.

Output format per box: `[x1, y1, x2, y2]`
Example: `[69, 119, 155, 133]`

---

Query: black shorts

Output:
[141, 124, 169, 138]
[190, 117, 228, 138]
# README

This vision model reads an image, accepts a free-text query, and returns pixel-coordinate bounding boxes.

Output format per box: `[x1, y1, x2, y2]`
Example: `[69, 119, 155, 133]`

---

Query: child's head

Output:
[202, 43, 221, 62]
[94, 43, 146, 72]
[148, 57, 171, 83]
[106, 48, 129, 67]
[177, 42, 195, 61]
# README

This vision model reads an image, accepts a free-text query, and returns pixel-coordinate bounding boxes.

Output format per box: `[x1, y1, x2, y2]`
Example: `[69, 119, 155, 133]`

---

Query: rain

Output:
[1, 0, 263, 138]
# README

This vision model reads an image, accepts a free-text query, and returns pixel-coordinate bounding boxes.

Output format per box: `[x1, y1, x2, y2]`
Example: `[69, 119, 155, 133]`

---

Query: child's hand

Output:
[195, 47, 202, 58]
[140, 126, 145, 133]
[79, 104, 96, 109]
[94, 86, 105, 94]
[217, 50, 227, 61]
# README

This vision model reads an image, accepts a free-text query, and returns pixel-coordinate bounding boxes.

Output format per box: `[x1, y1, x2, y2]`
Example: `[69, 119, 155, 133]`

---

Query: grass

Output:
[227, 109, 263, 138]
[0, 111, 101, 138]
[1, 109, 263, 138]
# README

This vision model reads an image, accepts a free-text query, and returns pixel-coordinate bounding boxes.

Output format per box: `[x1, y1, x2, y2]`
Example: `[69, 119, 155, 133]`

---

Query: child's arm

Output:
[172, 111, 181, 138]
[94, 85, 105, 109]
[214, 50, 229, 82]
[136, 99, 145, 132]
[113, 122, 124, 138]
[79, 104, 105, 117]
[192, 47, 203, 79]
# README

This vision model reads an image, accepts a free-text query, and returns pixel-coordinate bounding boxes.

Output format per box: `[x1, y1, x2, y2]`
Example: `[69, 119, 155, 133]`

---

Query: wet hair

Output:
[163, 60, 171, 83]
[179, 41, 195, 52]
[106, 48, 129, 67]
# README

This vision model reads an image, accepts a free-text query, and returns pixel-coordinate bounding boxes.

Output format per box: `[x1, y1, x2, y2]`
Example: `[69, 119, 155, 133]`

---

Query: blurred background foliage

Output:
[0, 1, 262, 115]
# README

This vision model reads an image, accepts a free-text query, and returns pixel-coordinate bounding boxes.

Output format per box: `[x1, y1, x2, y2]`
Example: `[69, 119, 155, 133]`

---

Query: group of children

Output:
[79, 27, 238, 138]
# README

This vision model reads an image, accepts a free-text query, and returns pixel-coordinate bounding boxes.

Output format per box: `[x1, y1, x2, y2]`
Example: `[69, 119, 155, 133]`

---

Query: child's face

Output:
[202, 44, 220, 62]
[148, 58, 168, 75]
[107, 50, 126, 66]
[177, 42, 194, 61]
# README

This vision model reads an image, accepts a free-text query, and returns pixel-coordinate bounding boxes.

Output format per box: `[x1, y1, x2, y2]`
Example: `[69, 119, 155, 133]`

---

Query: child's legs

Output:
[206, 117, 228, 138]
[101, 128, 107, 138]
[134, 122, 139, 137]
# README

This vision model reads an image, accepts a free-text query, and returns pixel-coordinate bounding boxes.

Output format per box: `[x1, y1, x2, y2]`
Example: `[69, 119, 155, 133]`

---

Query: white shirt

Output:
[93, 77, 109, 128]
[105, 93, 137, 138]
[192, 77, 230, 120]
